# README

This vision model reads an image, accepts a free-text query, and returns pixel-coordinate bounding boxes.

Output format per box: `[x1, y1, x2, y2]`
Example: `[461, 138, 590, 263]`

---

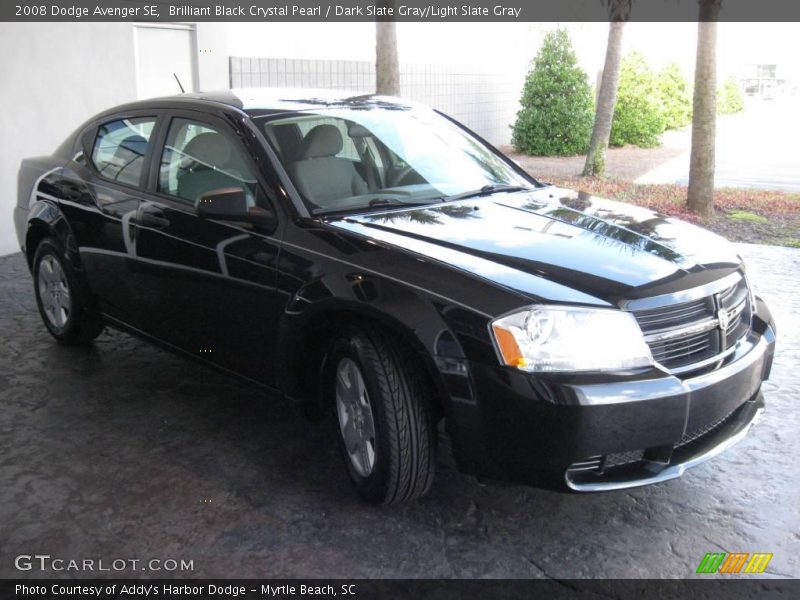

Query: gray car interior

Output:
[287, 124, 368, 207]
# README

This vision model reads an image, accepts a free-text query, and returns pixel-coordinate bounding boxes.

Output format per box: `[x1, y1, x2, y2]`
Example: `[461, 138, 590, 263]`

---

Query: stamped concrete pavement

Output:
[0, 243, 797, 579]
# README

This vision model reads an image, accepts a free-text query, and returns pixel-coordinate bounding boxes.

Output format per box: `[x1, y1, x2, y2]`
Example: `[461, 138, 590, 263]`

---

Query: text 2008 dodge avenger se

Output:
[14, 90, 776, 503]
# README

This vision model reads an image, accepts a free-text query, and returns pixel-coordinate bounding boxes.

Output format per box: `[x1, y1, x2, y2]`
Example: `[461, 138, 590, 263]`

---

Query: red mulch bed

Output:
[543, 176, 800, 248]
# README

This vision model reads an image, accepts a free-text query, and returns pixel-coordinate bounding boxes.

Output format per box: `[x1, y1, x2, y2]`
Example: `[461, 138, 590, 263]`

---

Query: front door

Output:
[133, 112, 285, 386]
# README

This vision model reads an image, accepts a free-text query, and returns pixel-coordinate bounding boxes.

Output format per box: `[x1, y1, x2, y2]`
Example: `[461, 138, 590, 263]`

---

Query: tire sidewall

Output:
[328, 332, 395, 503]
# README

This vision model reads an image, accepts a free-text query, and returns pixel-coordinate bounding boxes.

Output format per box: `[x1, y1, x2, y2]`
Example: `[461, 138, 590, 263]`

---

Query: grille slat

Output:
[635, 298, 711, 330]
[652, 340, 711, 362]
[638, 308, 709, 329]
[649, 330, 714, 363]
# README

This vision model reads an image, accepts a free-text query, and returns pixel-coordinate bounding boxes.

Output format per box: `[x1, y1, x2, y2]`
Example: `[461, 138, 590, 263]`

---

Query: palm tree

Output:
[687, 0, 722, 216]
[582, 0, 632, 177]
[376, 11, 400, 96]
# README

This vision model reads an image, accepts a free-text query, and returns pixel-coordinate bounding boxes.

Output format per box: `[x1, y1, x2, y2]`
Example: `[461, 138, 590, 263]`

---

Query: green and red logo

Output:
[696, 552, 773, 574]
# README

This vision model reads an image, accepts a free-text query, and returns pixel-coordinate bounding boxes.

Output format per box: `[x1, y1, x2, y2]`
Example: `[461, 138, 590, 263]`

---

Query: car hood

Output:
[326, 187, 743, 306]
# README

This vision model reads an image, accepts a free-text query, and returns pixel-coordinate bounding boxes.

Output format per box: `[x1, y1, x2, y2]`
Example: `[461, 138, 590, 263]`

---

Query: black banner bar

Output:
[2, 579, 798, 599]
[3, 0, 800, 22]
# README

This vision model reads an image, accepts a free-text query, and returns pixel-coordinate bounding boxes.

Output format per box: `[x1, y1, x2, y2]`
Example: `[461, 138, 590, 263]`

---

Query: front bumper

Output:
[565, 388, 764, 491]
[445, 302, 776, 491]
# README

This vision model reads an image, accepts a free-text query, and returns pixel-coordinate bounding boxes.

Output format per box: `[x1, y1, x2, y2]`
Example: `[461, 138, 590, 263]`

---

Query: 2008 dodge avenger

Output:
[14, 90, 776, 503]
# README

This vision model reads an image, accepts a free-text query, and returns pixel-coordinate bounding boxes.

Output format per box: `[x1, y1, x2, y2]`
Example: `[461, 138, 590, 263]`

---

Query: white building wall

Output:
[0, 23, 138, 255]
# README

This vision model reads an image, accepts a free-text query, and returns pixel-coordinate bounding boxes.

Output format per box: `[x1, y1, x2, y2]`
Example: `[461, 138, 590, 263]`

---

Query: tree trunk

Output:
[375, 20, 400, 96]
[687, 1, 721, 217]
[582, 0, 631, 177]
[582, 21, 626, 177]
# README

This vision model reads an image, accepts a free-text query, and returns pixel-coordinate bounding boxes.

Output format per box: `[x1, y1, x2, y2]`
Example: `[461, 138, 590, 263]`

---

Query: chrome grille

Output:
[633, 274, 752, 373]
[648, 329, 715, 365]
[635, 297, 713, 330]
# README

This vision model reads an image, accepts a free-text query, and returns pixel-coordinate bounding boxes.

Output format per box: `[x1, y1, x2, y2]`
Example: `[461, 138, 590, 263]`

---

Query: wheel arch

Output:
[278, 300, 450, 422]
[24, 200, 78, 269]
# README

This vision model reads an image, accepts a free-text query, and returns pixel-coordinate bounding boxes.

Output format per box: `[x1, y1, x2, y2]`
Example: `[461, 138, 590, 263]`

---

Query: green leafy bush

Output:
[657, 63, 692, 129]
[611, 52, 666, 147]
[717, 77, 745, 114]
[512, 29, 593, 156]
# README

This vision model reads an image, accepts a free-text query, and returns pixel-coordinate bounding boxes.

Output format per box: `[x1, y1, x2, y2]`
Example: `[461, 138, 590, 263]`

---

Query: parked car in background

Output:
[14, 90, 776, 503]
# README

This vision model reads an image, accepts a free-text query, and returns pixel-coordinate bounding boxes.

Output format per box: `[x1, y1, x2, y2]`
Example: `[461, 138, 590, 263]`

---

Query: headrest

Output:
[183, 132, 231, 167]
[299, 124, 343, 159]
[348, 123, 372, 138]
[116, 135, 147, 157]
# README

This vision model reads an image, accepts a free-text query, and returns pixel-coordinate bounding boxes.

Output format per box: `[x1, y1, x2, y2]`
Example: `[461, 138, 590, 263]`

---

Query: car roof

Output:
[99, 88, 423, 118]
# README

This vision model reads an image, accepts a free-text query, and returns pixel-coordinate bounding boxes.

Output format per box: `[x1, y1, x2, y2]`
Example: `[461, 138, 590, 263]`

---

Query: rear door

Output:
[71, 111, 161, 326]
[132, 109, 285, 386]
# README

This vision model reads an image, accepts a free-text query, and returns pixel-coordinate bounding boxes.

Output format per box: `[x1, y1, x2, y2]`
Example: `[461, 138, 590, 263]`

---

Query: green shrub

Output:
[611, 52, 666, 148]
[658, 63, 692, 129]
[718, 77, 745, 115]
[512, 29, 593, 156]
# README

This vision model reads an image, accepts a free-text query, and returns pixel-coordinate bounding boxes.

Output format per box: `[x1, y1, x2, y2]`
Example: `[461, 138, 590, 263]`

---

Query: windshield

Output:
[254, 106, 532, 214]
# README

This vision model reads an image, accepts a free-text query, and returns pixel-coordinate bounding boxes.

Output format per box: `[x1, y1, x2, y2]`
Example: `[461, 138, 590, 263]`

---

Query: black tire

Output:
[32, 238, 104, 345]
[328, 326, 436, 504]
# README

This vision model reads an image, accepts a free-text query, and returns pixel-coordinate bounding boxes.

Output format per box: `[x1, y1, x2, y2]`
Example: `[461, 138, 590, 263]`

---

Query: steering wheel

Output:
[389, 166, 416, 188]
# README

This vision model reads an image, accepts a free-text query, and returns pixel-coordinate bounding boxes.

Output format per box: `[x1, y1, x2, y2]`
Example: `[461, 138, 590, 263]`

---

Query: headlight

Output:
[490, 306, 653, 372]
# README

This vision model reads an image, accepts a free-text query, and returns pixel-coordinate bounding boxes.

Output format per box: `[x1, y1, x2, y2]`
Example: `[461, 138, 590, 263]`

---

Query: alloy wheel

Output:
[38, 254, 71, 329]
[335, 357, 377, 477]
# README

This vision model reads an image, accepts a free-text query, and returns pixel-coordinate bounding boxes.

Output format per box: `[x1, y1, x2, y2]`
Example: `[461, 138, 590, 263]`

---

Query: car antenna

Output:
[173, 73, 185, 93]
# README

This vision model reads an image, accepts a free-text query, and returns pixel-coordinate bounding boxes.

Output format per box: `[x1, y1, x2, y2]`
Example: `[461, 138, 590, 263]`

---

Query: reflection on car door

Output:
[75, 113, 158, 327]
[132, 111, 284, 386]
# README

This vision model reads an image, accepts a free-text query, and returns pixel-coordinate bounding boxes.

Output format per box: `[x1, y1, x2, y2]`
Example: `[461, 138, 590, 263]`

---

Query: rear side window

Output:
[91, 117, 156, 187]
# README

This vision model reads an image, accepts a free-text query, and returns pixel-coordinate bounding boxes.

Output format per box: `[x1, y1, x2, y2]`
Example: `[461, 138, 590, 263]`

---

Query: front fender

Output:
[274, 271, 504, 473]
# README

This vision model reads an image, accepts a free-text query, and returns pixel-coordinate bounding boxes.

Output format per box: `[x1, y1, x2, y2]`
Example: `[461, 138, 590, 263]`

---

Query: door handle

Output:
[138, 207, 170, 229]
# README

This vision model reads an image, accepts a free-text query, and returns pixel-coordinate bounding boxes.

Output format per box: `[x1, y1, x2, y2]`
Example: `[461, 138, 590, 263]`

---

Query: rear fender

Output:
[25, 200, 81, 271]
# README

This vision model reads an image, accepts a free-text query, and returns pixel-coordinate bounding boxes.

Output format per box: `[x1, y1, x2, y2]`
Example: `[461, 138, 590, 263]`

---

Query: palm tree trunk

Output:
[582, 21, 626, 176]
[687, 1, 721, 216]
[376, 20, 400, 96]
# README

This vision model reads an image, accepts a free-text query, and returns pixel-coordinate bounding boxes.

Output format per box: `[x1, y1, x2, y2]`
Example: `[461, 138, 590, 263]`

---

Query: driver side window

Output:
[158, 118, 258, 206]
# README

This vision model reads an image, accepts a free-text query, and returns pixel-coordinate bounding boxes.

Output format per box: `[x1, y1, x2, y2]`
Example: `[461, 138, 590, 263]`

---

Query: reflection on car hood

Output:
[326, 187, 743, 305]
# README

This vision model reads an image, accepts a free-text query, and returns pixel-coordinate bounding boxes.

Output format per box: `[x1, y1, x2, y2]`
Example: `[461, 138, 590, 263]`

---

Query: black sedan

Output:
[14, 90, 776, 503]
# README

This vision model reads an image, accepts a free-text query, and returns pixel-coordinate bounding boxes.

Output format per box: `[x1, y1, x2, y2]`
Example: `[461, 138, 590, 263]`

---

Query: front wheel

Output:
[32, 238, 104, 345]
[329, 327, 436, 504]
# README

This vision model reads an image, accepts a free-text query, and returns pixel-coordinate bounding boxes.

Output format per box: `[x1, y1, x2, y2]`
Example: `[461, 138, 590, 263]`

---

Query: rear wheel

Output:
[33, 238, 104, 345]
[329, 326, 436, 504]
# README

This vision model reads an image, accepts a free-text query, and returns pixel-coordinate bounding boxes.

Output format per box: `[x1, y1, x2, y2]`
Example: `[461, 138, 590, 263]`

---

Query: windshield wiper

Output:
[312, 197, 442, 216]
[442, 184, 531, 203]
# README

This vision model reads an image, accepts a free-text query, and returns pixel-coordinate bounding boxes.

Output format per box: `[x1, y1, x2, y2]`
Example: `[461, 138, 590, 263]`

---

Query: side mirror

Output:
[195, 187, 273, 225]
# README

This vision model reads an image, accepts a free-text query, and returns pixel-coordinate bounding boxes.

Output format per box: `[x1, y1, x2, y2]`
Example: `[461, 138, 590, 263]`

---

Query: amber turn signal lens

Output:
[492, 324, 527, 368]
